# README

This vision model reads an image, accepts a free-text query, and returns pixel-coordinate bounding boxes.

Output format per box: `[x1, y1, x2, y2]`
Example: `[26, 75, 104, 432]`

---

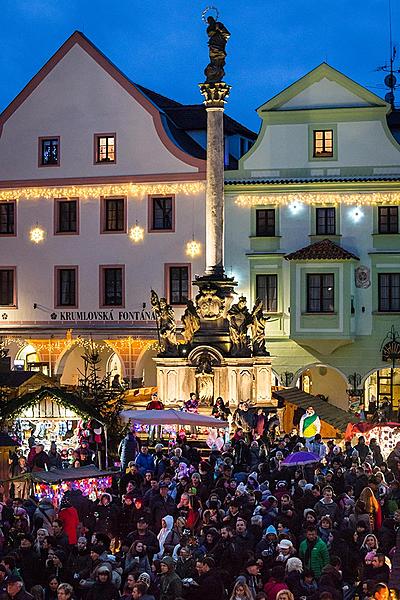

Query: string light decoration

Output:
[186, 238, 201, 258]
[129, 222, 144, 243]
[234, 191, 400, 207]
[0, 181, 205, 202]
[29, 225, 46, 244]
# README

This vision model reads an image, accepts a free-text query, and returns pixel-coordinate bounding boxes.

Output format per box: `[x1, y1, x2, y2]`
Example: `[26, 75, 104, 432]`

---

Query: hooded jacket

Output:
[86, 567, 120, 600]
[160, 556, 183, 600]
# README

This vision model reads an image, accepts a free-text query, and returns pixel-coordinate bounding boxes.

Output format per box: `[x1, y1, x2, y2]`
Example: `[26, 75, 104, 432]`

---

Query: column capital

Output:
[199, 82, 231, 108]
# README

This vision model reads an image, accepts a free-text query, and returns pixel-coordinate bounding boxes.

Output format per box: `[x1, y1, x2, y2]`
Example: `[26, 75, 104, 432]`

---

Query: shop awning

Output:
[273, 387, 358, 433]
[120, 408, 229, 428]
[29, 465, 118, 484]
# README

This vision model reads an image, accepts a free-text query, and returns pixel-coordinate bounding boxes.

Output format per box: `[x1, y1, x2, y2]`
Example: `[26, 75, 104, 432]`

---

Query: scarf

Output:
[304, 538, 317, 567]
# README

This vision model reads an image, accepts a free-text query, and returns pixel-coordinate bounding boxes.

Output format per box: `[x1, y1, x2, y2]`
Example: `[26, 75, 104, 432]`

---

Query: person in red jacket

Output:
[58, 498, 79, 546]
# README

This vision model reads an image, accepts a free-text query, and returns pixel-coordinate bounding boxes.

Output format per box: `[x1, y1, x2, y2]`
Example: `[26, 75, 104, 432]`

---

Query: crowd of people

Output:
[2, 402, 400, 600]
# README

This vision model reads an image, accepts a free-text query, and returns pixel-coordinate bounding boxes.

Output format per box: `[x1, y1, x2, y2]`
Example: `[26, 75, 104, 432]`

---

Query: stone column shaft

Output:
[206, 107, 225, 276]
[199, 82, 231, 278]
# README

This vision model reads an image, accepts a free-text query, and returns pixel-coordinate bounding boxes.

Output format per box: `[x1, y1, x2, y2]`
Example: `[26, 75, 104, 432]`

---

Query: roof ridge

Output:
[285, 238, 359, 261]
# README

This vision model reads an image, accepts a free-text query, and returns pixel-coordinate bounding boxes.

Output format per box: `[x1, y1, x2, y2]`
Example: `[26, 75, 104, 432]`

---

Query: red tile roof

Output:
[285, 238, 359, 261]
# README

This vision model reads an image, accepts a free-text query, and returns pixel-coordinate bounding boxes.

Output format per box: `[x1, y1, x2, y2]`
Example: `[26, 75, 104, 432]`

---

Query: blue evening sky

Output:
[1, 0, 399, 132]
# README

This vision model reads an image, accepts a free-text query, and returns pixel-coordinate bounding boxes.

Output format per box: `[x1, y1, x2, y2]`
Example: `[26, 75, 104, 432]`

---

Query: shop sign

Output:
[50, 309, 156, 322]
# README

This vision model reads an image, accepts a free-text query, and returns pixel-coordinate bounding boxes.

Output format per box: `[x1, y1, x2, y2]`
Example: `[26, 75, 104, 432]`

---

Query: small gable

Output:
[259, 63, 387, 113]
[279, 77, 375, 110]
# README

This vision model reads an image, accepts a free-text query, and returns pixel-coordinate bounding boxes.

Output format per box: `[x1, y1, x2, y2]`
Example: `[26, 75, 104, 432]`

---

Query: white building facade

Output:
[0, 32, 212, 386]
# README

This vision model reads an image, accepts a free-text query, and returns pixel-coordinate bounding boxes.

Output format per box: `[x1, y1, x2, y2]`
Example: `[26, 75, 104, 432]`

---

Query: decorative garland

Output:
[0, 386, 103, 424]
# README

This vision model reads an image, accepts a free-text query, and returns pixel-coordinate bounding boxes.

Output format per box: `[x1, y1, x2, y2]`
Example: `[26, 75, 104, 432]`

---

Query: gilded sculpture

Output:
[181, 300, 201, 344]
[150, 290, 177, 355]
[227, 296, 252, 356]
[251, 297, 270, 356]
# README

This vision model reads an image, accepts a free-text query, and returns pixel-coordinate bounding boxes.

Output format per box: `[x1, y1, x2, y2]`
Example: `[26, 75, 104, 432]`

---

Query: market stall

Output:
[120, 408, 229, 446]
[11, 465, 118, 507]
[345, 421, 400, 458]
[0, 386, 108, 467]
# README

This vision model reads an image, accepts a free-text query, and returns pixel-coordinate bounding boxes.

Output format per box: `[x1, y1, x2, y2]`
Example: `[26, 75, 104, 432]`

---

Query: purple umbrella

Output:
[282, 451, 320, 466]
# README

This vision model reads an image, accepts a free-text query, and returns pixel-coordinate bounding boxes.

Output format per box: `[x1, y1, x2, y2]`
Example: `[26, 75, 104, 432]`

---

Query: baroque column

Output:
[199, 82, 231, 277]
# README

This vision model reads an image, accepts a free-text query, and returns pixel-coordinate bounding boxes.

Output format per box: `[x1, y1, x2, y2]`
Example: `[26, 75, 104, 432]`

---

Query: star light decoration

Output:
[186, 238, 201, 258]
[129, 222, 144, 243]
[29, 225, 46, 244]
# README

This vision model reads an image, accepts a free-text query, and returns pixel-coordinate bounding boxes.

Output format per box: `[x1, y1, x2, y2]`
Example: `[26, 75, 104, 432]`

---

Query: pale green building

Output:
[225, 63, 400, 413]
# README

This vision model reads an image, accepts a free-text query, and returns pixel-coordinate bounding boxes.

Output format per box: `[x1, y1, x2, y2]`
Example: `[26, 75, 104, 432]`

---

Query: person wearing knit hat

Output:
[137, 571, 151, 589]
[286, 557, 303, 573]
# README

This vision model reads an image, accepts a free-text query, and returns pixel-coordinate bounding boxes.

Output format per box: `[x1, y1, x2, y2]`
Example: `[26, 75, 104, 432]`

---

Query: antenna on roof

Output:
[376, 0, 400, 107]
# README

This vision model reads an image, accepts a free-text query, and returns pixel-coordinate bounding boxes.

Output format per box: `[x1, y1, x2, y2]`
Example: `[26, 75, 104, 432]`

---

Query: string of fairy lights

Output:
[0, 181, 205, 258]
[234, 190, 400, 207]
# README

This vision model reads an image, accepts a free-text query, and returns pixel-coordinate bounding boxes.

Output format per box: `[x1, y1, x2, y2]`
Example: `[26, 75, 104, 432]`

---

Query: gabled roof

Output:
[0, 31, 205, 171]
[0, 371, 51, 388]
[258, 62, 388, 113]
[285, 239, 359, 261]
[272, 387, 358, 432]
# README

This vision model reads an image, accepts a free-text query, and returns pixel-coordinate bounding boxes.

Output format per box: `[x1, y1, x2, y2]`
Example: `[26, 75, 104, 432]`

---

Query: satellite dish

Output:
[385, 73, 397, 88]
[385, 91, 395, 104]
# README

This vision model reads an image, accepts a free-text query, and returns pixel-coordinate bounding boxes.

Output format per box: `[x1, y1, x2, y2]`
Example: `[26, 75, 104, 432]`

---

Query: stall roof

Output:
[29, 465, 118, 483]
[272, 387, 358, 433]
[120, 408, 229, 428]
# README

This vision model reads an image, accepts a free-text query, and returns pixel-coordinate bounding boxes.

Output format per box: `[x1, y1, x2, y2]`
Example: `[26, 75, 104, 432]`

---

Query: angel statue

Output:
[227, 296, 252, 356]
[204, 13, 230, 83]
[250, 298, 270, 356]
[181, 300, 200, 345]
[150, 290, 177, 355]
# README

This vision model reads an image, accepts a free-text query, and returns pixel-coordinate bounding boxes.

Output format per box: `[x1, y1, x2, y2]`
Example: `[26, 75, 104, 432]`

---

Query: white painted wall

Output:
[0, 44, 198, 179]
[279, 77, 374, 110]
[243, 119, 400, 171]
[0, 190, 205, 323]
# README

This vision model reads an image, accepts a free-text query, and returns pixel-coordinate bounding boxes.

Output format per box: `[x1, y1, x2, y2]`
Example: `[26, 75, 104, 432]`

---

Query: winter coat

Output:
[150, 494, 176, 531]
[318, 564, 343, 600]
[135, 452, 155, 476]
[299, 537, 330, 578]
[159, 571, 183, 600]
[264, 580, 289, 600]
[313, 499, 341, 523]
[86, 579, 119, 600]
[59, 505, 79, 545]
[119, 433, 139, 468]
[191, 569, 225, 600]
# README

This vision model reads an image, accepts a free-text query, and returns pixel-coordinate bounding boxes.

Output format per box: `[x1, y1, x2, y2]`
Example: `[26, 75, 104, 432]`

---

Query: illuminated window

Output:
[102, 198, 126, 232]
[379, 273, 400, 312]
[95, 135, 116, 163]
[313, 130, 333, 158]
[256, 274, 277, 312]
[56, 199, 78, 234]
[316, 207, 336, 235]
[378, 206, 398, 234]
[256, 209, 275, 236]
[307, 273, 334, 313]
[101, 266, 124, 307]
[0, 202, 15, 235]
[56, 267, 77, 307]
[39, 137, 59, 166]
[169, 266, 189, 305]
[0, 269, 15, 306]
[151, 196, 174, 231]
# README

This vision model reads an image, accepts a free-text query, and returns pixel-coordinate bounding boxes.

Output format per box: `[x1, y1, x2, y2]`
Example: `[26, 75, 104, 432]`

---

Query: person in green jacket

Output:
[299, 526, 330, 578]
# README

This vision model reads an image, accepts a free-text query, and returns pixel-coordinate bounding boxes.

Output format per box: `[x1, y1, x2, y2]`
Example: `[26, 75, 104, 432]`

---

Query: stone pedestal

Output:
[155, 346, 273, 407]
